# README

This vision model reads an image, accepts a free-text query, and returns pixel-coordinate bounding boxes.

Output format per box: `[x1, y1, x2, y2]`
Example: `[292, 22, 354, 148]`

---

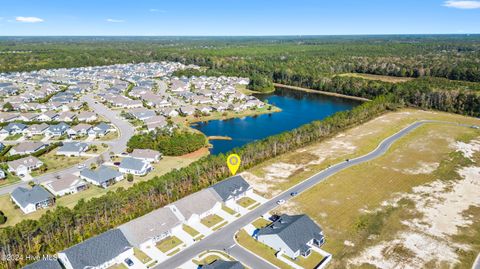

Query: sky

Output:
[0, 0, 480, 36]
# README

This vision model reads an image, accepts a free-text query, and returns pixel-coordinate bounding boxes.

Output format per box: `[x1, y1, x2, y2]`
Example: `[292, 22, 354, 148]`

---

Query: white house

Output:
[43, 174, 88, 197]
[118, 157, 152, 176]
[168, 188, 222, 226]
[10, 185, 55, 214]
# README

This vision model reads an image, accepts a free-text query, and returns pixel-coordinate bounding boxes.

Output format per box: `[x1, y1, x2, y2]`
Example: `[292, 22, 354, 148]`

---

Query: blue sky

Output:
[1, 0, 480, 36]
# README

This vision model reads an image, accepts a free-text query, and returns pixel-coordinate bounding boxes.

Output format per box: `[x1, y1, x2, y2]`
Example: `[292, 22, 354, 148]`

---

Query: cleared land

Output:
[337, 73, 414, 83]
[240, 109, 479, 268]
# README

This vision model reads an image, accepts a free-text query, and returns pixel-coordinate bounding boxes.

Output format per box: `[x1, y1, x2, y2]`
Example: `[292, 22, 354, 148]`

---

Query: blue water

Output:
[192, 87, 361, 155]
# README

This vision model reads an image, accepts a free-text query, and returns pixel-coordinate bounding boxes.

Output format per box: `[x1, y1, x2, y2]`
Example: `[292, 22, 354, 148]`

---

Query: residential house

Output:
[45, 123, 70, 137]
[10, 142, 47, 155]
[119, 207, 182, 250]
[0, 122, 27, 135]
[10, 185, 55, 214]
[79, 166, 123, 188]
[77, 111, 98, 122]
[179, 106, 195, 116]
[57, 111, 76, 122]
[128, 108, 156, 120]
[17, 113, 39, 122]
[88, 122, 111, 137]
[168, 188, 222, 225]
[43, 174, 88, 197]
[7, 156, 43, 175]
[23, 259, 63, 269]
[58, 229, 133, 269]
[202, 260, 245, 269]
[37, 111, 59, 122]
[0, 170, 5, 180]
[67, 123, 92, 138]
[24, 123, 49, 137]
[0, 112, 18, 123]
[129, 149, 161, 163]
[256, 214, 326, 259]
[118, 157, 152, 176]
[210, 175, 253, 208]
[0, 142, 4, 151]
[56, 142, 89, 157]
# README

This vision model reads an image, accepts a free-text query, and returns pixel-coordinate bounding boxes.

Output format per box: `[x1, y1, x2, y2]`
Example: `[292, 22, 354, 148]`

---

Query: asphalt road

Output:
[0, 94, 134, 195]
[474, 254, 480, 269]
[155, 120, 477, 269]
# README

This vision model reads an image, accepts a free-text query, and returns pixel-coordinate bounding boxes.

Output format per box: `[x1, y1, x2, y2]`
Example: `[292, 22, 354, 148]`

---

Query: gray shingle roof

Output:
[23, 259, 63, 269]
[119, 157, 146, 171]
[202, 260, 244, 269]
[80, 166, 122, 184]
[60, 229, 132, 269]
[257, 214, 323, 254]
[119, 207, 181, 247]
[11, 185, 53, 208]
[58, 142, 88, 153]
[211, 175, 251, 202]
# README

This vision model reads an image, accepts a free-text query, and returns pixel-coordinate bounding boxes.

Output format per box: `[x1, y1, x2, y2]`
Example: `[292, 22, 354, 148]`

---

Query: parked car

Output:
[277, 199, 286, 205]
[114, 161, 121, 166]
[124, 258, 134, 267]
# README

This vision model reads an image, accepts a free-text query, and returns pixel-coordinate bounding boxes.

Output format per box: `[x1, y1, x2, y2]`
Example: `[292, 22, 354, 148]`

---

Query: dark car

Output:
[124, 258, 134, 267]
[114, 161, 121, 166]
[290, 192, 298, 197]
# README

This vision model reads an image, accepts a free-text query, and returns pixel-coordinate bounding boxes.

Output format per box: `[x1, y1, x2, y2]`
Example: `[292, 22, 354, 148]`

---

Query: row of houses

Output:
[9, 149, 161, 214]
[0, 122, 110, 138]
[0, 111, 98, 124]
[22, 174, 325, 269]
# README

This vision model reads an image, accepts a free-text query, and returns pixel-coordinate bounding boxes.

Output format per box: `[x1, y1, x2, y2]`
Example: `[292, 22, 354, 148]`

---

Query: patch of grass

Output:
[167, 248, 181, 256]
[200, 214, 224, 228]
[252, 218, 271, 229]
[4, 133, 22, 141]
[134, 248, 152, 264]
[0, 172, 20, 187]
[237, 197, 256, 208]
[156, 236, 183, 253]
[212, 221, 228, 231]
[183, 224, 200, 237]
[222, 205, 236, 215]
[192, 254, 221, 265]
[98, 130, 118, 141]
[108, 264, 128, 269]
[338, 73, 414, 83]
[31, 149, 88, 177]
[29, 134, 45, 141]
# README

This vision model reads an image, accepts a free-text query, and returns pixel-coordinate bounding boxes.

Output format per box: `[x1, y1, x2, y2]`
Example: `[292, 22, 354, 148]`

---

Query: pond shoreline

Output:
[273, 83, 370, 102]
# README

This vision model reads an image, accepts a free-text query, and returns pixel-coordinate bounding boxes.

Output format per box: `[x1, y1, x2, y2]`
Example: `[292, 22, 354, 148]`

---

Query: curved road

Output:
[154, 120, 477, 269]
[0, 94, 134, 196]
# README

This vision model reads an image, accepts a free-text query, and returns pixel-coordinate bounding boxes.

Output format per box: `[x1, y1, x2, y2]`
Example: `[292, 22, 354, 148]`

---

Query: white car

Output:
[77, 164, 86, 169]
[277, 199, 286, 205]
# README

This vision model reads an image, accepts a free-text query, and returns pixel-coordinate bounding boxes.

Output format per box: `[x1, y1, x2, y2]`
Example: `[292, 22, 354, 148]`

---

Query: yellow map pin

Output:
[227, 154, 241, 175]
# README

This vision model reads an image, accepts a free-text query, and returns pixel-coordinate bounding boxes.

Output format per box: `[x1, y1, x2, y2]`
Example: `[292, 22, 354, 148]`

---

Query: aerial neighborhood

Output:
[1, 61, 331, 269]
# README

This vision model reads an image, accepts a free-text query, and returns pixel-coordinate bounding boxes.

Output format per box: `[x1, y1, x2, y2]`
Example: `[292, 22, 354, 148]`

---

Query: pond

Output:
[192, 87, 361, 155]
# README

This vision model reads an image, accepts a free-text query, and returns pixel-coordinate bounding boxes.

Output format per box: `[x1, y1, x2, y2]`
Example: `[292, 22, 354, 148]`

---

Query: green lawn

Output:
[29, 134, 45, 141]
[107, 264, 128, 269]
[200, 214, 224, 228]
[193, 254, 221, 265]
[222, 205, 237, 215]
[237, 197, 256, 208]
[183, 224, 200, 237]
[31, 149, 88, 177]
[252, 218, 271, 229]
[4, 133, 22, 141]
[99, 130, 119, 141]
[212, 221, 228, 231]
[133, 248, 152, 264]
[156, 236, 183, 253]
[0, 172, 20, 187]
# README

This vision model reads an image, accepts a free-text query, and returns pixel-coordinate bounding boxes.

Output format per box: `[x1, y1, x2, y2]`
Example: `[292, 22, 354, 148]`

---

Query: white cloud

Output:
[443, 1, 480, 9]
[106, 18, 125, 23]
[149, 8, 166, 13]
[15, 16, 44, 23]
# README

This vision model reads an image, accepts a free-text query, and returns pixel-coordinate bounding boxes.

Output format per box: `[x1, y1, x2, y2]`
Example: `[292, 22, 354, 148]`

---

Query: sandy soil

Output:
[349, 139, 480, 268]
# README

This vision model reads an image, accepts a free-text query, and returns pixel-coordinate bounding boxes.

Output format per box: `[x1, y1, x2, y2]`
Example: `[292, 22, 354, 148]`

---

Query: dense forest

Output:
[0, 36, 479, 268]
[127, 130, 207, 156]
